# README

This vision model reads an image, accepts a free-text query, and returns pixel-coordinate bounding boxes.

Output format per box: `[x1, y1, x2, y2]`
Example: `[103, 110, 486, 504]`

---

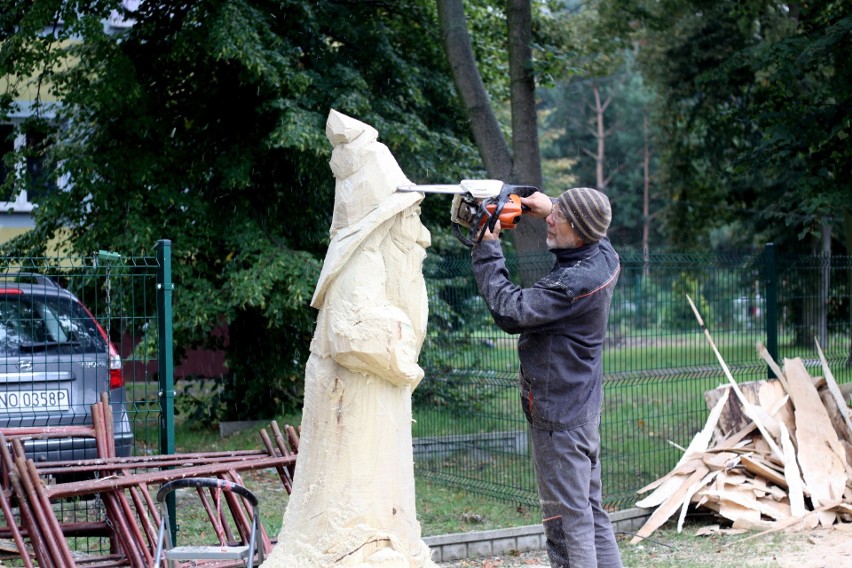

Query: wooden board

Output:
[780, 422, 806, 517]
[757, 342, 790, 393]
[677, 470, 718, 533]
[821, 390, 852, 472]
[635, 458, 704, 500]
[636, 389, 729, 508]
[740, 454, 787, 488]
[784, 358, 848, 512]
[815, 339, 852, 441]
[759, 381, 796, 441]
[699, 484, 791, 521]
[630, 466, 710, 544]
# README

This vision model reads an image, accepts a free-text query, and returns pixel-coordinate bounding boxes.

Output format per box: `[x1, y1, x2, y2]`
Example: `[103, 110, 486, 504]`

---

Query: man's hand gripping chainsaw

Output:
[397, 180, 539, 247]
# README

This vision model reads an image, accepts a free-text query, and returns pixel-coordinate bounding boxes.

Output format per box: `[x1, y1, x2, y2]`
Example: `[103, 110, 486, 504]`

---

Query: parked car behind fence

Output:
[0, 272, 133, 462]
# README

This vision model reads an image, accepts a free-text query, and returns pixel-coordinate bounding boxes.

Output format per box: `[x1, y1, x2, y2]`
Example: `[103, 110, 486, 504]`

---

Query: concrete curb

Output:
[424, 507, 651, 562]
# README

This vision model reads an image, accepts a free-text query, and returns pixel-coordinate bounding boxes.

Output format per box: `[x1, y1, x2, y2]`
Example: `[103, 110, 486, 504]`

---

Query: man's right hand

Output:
[520, 192, 555, 219]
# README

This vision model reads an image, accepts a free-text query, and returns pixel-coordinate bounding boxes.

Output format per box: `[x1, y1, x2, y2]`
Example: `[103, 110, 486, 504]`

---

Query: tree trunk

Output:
[818, 219, 831, 349]
[506, 0, 547, 271]
[437, 0, 548, 284]
[436, 0, 511, 180]
[593, 82, 606, 191]
[506, 0, 541, 188]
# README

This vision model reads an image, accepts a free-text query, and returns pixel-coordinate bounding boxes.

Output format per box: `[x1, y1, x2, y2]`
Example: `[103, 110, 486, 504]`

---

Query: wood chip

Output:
[677, 470, 718, 533]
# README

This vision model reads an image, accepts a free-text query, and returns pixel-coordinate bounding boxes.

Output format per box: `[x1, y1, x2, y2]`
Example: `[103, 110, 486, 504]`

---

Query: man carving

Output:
[261, 110, 435, 567]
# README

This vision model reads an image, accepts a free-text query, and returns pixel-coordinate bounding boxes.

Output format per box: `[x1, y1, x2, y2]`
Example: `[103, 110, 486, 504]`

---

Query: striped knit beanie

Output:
[557, 187, 612, 243]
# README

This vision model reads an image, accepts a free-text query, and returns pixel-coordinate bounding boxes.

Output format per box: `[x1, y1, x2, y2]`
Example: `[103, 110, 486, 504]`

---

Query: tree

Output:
[602, 0, 850, 357]
[0, 0, 484, 419]
[539, 2, 661, 250]
[601, 0, 851, 253]
[436, 0, 548, 271]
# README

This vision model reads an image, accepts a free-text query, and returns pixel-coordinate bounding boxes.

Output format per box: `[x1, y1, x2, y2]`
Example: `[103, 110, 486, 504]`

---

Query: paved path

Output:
[437, 550, 550, 567]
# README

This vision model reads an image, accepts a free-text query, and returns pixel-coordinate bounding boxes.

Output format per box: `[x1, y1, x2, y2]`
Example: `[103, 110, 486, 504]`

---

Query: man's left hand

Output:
[479, 220, 502, 241]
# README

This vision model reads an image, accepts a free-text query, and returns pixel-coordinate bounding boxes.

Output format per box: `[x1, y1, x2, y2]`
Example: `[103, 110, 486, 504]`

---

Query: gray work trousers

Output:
[529, 420, 623, 568]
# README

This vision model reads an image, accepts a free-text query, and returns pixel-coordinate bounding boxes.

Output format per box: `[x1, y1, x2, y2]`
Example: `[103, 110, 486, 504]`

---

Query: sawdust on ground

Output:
[436, 524, 852, 567]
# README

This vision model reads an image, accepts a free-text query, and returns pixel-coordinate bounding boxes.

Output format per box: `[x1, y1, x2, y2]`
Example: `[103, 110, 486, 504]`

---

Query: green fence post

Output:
[765, 242, 778, 377]
[156, 239, 176, 541]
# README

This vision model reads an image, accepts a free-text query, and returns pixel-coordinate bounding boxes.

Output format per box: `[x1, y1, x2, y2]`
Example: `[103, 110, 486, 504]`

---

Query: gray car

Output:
[0, 272, 133, 462]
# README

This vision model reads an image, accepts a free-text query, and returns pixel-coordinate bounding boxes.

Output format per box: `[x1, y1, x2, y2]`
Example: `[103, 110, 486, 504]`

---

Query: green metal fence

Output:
[4, 238, 847, 521]
[0, 244, 173, 451]
[0, 240, 174, 553]
[413, 244, 852, 511]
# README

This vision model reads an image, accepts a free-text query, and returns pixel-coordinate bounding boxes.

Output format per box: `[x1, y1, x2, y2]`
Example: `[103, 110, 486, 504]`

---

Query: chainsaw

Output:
[397, 180, 539, 247]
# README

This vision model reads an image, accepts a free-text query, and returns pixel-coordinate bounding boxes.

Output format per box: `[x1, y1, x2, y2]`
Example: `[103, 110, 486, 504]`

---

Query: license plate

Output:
[0, 389, 70, 412]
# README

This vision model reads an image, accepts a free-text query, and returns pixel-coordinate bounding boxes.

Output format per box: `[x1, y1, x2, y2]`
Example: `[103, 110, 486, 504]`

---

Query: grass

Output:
[125, 331, 851, 547]
[160, 471, 821, 568]
[166, 413, 538, 539]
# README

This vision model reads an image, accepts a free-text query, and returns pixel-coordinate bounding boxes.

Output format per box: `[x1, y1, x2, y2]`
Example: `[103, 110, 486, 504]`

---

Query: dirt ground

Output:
[436, 523, 852, 567]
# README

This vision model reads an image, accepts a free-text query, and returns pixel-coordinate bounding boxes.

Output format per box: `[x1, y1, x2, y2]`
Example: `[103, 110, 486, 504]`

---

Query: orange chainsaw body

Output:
[484, 194, 523, 229]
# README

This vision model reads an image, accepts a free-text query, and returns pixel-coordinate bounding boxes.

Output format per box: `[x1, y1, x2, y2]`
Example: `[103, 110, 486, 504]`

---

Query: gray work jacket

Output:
[471, 238, 620, 430]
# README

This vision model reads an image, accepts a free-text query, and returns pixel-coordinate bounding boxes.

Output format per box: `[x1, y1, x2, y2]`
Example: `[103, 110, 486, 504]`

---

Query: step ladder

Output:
[153, 477, 265, 568]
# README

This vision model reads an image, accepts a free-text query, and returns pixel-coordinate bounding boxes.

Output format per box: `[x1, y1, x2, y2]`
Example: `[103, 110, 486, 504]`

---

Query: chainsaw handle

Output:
[481, 184, 540, 235]
[503, 185, 538, 212]
[503, 184, 539, 198]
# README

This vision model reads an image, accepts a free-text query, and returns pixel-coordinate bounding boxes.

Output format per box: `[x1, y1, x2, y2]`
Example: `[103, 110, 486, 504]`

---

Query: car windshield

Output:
[0, 294, 108, 356]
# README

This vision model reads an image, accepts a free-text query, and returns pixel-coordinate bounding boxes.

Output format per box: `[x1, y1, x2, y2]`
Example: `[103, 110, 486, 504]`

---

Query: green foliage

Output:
[664, 272, 712, 331]
[536, 2, 662, 248]
[601, 0, 852, 251]
[540, 59, 662, 247]
[0, 0, 484, 419]
[415, 252, 502, 413]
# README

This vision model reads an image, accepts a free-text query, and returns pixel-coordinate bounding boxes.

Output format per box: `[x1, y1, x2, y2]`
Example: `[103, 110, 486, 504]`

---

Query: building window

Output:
[0, 124, 14, 201]
[23, 127, 57, 202]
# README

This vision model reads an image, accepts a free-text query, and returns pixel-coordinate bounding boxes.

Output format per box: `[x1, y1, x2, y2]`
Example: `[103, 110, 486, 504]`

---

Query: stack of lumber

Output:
[0, 408, 300, 568]
[630, 301, 852, 543]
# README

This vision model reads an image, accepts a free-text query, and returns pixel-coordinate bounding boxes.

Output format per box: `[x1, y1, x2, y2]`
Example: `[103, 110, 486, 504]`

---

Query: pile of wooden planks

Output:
[630, 332, 852, 543]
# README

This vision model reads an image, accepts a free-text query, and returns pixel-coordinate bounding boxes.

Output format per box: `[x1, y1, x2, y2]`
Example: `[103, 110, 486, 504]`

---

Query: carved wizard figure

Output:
[261, 110, 435, 567]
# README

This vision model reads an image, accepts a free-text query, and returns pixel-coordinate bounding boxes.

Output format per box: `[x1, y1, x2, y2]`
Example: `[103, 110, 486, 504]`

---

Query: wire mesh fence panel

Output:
[775, 254, 852, 374]
[415, 246, 852, 512]
[0, 251, 163, 556]
[0, 254, 161, 457]
[414, 252, 533, 505]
